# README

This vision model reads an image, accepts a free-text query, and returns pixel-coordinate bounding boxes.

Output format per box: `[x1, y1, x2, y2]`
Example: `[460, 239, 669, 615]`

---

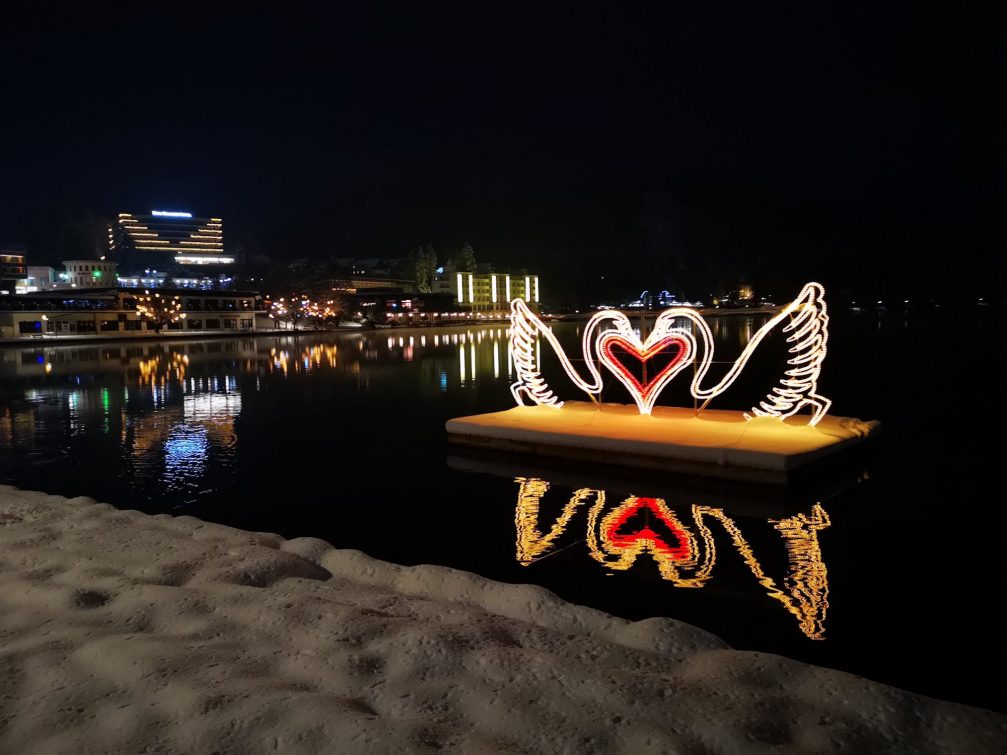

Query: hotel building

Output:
[110, 211, 234, 289]
[432, 269, 540, 314]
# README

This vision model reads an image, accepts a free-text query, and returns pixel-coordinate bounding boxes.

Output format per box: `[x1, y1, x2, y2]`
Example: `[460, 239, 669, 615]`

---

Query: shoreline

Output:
[1, 485, 1002, 752]
[0, 320, 512, 348]
[0, 328, 358, 349]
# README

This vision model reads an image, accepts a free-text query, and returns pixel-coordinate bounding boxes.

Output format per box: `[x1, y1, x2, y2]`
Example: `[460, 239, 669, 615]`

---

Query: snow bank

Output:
[0, 485, 1001, 752]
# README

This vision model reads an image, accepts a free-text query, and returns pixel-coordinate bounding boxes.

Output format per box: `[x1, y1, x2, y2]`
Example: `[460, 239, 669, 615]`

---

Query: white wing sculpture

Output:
[510, 299, 623, 407]
[656, 282, 831, 424]
[509, 281, 831, 426]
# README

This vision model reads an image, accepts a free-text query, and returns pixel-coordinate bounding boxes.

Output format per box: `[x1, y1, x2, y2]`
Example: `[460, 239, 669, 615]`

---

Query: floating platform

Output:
[446, 402, 881, 484]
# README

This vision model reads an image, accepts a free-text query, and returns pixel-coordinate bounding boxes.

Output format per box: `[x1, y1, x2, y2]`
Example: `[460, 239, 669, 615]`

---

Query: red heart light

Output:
[598, 333, 693, 414]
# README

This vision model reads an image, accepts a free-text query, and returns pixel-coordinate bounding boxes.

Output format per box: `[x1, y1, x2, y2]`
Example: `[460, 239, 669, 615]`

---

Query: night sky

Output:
[1, 4, 1001, 303]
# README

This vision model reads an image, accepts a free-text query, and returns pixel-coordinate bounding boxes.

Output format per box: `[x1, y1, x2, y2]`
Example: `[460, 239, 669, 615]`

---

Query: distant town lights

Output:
[174, 256, 235, 265]
[151, 210, 192, 218]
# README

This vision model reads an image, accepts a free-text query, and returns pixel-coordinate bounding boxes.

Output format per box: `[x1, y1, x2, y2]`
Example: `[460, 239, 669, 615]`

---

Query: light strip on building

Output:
[525, 276, 531, 300]
[534, 276, 540, 303]
[505, 275, 511, 301]
[174, 256, 235, 265]
[468, 274, 474, 304]
[491, 275, 497, 303]
[457, 273, 464, 303]
[151, 210, 193, 218]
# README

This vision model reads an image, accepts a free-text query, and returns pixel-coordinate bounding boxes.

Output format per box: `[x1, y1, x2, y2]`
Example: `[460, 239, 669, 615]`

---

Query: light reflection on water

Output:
[0, 327, 520, 495]
[514, 476, 829, 639]
[0, 318, 814, 508]
[2, 312, 1004, 711]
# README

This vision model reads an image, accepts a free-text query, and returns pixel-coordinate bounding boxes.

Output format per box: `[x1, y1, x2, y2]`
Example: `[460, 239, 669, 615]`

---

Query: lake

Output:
[1, 308, 1002, 711]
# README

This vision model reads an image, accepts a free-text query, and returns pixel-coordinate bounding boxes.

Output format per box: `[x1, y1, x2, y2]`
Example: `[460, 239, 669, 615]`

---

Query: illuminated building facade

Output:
[0, 247, 27, 295]
[432, 269, 541, 313]
[60, 260, 118, 289]
[0, 288, 262, 340]
[110, 211, 234, 289]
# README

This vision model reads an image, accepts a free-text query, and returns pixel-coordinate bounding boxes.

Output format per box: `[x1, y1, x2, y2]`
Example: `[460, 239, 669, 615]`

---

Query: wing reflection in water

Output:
[514, 476, 830, 640]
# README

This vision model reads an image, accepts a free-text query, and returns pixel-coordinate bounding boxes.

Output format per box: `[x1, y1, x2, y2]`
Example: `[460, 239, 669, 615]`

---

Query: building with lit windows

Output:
[60, 260, 118, 289]
[432, 267, 540, 313]
[0, 247, 27, 295]
[0, 288, 262, 340]
[110, 210, 234, 289]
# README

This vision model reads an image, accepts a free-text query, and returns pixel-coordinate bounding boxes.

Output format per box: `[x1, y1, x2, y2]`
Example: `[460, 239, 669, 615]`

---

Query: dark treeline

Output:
[17, 173, 999, 309]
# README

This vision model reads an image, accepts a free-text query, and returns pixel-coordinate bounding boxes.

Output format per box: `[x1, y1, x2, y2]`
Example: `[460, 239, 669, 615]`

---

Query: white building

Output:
[60, 260, 118, 289]
[25, 266, 56, 292]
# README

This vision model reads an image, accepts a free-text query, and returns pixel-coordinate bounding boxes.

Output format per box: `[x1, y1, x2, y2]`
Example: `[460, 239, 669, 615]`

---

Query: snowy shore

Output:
[0, 486, 1002, 752]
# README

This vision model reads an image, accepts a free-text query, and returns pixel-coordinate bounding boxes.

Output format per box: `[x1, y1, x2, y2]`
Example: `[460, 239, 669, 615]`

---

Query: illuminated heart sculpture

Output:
[509, 281, 833, 425]
[598, 332, 694, 415]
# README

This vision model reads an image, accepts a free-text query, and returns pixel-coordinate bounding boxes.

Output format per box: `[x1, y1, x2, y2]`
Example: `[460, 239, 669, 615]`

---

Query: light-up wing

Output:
[510, 299, 565, 406]
[509, 299, 625, 407]
[656, 282, 831, 426]
[746, 282, 831, 425]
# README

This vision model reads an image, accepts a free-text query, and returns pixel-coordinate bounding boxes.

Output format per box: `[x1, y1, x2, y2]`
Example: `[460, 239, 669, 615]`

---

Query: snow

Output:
[447, 402, 881, 479]
[0, 485, 1000, 752]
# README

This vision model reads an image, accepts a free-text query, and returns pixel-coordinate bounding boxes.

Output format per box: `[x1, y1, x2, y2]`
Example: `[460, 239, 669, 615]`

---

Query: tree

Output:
[134, 291, 185, 333]
[365, 301, 389, 325]
[269, 290, 350, 330]
[453, 242, 476, 272]
[269, 296, 309, 330]
[413, 244, 437, 292]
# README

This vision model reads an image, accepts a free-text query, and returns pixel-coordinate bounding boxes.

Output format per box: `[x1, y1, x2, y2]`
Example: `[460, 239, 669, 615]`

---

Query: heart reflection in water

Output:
[514, 477, 830, 640]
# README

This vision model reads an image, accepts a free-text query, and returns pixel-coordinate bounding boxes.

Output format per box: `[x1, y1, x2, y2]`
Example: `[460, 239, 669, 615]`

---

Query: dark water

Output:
[1, 310, 1003, 712]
